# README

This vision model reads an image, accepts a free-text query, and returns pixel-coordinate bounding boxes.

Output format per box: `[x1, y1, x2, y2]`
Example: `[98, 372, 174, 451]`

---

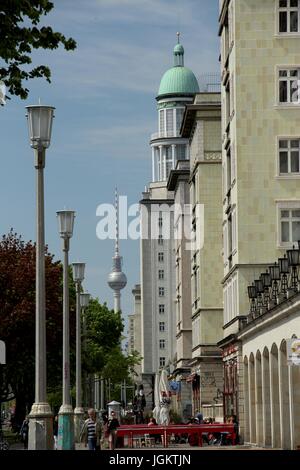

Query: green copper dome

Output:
[158, 66, 199, 97]
[157, 37, 199, 98]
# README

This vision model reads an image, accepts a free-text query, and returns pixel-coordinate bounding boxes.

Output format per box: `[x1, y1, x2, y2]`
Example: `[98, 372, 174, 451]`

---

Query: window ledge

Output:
[274, 104, 300, 109]
[274, 33, 300, 38]
[277, 243, 296, 250]
[276, 175, 300, 179]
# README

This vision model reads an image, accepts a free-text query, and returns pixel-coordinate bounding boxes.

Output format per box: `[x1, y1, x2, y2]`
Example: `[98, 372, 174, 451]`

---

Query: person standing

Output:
[53, 415, 58, 450]
[80, 408, 102, 450]
[20, 416, 29, 449]
[107, 411, 120, 450]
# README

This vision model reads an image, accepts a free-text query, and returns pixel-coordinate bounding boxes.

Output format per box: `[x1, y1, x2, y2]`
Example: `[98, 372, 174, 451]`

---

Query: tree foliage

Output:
[0, 230, 76, 425]
[83, 299, 141, 388]
[0, 0, 76, 99]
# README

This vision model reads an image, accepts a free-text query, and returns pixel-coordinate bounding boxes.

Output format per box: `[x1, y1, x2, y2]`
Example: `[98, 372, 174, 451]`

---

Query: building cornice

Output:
[181, 102, 221, 138]
[222, 263, 272, 285]
[167, 168, 190, 191]
[139, 198, 174, 206]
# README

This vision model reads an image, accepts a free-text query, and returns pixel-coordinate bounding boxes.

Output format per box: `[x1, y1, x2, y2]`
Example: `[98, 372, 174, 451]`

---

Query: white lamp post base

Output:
[28, 403, 53, 450]
[74, 407, 85, 442]
[57, 405, 74, 450]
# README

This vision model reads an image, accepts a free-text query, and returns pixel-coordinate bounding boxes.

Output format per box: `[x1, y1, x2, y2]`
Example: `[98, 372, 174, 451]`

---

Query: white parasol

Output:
[152, 373, 161, 423]
[159, 368, 170, 425]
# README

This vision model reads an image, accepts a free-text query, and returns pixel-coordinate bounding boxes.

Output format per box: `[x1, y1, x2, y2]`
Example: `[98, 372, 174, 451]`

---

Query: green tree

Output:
[83, 299, 141, 403]
[0, 0, 76, 99]
[0, 230, 76, 426]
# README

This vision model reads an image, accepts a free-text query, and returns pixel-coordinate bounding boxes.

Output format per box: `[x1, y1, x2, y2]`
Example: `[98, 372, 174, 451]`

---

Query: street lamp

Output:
[26, 105, 55, 450]
[72, 262, 85, 442]
[80, 292, 90, 409]
[57, 210, 75, 450]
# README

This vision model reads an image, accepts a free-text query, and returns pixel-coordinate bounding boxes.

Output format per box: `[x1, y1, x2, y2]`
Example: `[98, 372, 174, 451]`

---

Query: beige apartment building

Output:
[179, 92, 224, 418]
[219, 0, 300, 447]
[167, 159, 193, 419]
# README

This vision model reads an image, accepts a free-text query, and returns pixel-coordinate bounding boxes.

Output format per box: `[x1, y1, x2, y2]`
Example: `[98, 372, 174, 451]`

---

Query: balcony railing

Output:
[151, 130, 180, 140]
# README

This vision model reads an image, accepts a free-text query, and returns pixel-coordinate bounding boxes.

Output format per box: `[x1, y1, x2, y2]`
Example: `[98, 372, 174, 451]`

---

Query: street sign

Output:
[0, 340, 5, 364]
[287, 338, 300, 366]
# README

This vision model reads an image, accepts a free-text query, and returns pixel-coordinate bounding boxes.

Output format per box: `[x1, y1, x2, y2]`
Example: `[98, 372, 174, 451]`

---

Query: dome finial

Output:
[173, 34, 184, 67]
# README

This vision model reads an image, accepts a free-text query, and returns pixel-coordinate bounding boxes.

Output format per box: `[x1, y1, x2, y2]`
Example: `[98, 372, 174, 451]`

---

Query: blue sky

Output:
[0, 0, 219, 332]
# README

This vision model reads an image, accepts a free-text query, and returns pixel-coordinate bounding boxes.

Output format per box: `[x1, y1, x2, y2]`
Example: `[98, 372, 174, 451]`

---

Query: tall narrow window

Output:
[159, 322, 165, 332]
[159, 339, 165, 349]
[280, 208, 300, 243]
[278, 0, 300, 34]
[159, 357, 166, 367]
[158, 269, 164, 280]
[159, 109, 165, 135]
[159, 304, 165, 314]
[159, 287, 165, 297]
[176, 145, 186, 160]
[158, 235, 164, 245]
[278, 68, 300, 104]
[158, 252, 164, 262]
[176, 108, 184, 133]
[166, 109, 174, 136]
[226, 149, 232, 193]
[279, 139, 300, 174]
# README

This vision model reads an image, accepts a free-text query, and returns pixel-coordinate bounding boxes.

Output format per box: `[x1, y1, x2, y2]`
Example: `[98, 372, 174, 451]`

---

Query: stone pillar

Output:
[279, 345, 291, 449]
[171, 144, 176, 170]
[255, 353, 263, 446]
[159, 146, 163, 181]
[248, 356, 256, 444]
[152, 147, 155, 182]
[270, 346, 281, 448]
[242, 358, 249, 443]
[262, 350, 271, 447]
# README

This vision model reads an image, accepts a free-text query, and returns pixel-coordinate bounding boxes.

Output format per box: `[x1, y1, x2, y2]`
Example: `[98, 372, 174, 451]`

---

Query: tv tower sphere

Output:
[107, 189, 127, 312]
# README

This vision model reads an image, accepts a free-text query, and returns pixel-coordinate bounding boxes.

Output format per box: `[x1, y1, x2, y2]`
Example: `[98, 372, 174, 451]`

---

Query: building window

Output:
[158, 269, 164, 280]
[159, 304, 165, 314]
[158, 235, 164, 245]
[159, 109, 165, 135]
[226, 148, 232, 194]
[176, 144, 186, 160]
[159, 322, 165, 332]
[278, 68, 300, 104]
[278, 0, 300, 34]
[159, 339, 165, 349]
[158, 216, 163, 227]
[279, 138, 300, 174]
[159, 287, 165, 297]
[166, 108, 174, 136]
[176, 108, 184, 133]
[158, 252, 164, 262]
[280, 208, 300, 243]
[159, 357, 166, 367]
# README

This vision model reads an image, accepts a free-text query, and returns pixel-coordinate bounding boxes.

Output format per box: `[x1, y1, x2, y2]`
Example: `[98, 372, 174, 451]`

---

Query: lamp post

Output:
[57, 210, 75, 450]
[80, 292, 90, 409]
[26, 105, 55, 450]
[72, 263, 85, 441]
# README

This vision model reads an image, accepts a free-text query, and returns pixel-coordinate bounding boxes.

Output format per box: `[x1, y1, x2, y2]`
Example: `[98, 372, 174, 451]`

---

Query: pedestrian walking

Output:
[107, 411, 120, 450]
[80, 408, 102, 450]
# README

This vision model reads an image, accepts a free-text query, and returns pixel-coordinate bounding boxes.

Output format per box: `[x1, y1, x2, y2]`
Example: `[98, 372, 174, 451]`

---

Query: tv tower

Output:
[107, 188, 127, 312]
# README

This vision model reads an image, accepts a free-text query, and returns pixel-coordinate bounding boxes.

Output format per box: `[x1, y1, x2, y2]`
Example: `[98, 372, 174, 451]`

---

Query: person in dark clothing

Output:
[20, 416, 29, 449]
[53, 415, 58, 449]
[108, 411, 120, 450]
